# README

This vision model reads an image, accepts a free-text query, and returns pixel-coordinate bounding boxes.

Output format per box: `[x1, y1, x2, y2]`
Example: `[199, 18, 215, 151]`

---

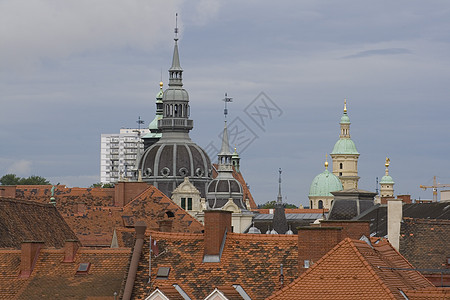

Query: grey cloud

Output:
[342, 48, 412, 59]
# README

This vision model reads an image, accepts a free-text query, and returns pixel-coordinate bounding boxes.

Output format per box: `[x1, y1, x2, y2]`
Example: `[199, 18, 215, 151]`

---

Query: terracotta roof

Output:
[404, 287, 450, 299]
[130, 231, 298, 299]
[400, 218, 450, 270]
[0, 247, 131, 299]
[255, 208, 328, 214]
[0, 197, 78, 249]
[267, 238, 433, 300]
[212, 164, 257, 209]
[8, 184, 204, 247]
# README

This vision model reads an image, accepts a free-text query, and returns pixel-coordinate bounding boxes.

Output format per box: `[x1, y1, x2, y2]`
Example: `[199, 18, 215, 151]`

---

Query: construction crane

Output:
[419, 176, 450, 202]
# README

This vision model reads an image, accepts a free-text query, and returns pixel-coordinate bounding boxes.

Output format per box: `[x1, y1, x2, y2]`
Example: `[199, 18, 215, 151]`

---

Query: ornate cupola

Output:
[330, 99, 360, 190]
[138, 16, 211, 198]
[207, 95, 245, 210]
[142, 81, 164, 150]
[309, 155, 343, 209]
[380, 157, 395, 198]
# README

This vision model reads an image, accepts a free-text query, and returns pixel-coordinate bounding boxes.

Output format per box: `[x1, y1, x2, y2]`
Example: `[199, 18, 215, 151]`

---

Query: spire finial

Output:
[344, 99, 347, 113]
[223, 93, 233, 119]
[325, 154, 329, 169]
[277, 168, 282, 203]
[174, 13, 179, 41]
[385, 157, 390, 176]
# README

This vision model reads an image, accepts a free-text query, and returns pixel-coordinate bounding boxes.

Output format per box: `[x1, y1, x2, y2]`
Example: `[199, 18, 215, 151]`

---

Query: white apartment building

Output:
[100, 128, 149, 183]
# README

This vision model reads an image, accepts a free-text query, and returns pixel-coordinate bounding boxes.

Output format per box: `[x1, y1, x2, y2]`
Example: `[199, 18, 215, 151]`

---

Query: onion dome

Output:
[331, 99, 359, 155]
[309, 158, 343, 197]
[380, 157, 395, 184]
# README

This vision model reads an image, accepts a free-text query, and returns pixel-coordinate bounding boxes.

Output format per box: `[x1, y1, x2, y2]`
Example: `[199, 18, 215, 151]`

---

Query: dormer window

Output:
[76, 262, 91, 275]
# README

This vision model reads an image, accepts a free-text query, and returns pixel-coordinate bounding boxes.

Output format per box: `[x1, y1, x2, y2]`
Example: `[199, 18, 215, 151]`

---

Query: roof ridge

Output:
[349, 238, 398, 299]
[123, 186, 155, 208]
[0, 197, 55, 208]
[229, 232, 297, 240]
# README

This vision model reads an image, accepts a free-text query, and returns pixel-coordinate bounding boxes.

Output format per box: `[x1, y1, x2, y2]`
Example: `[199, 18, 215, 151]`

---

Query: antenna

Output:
[174, 13, 179, 40]
[376, 177, 379, 194]
[222, 93, 233, 119]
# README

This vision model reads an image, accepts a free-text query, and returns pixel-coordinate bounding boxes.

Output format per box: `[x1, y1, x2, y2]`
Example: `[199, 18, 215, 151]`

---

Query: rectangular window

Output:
[187, 198, 192, 210]
[181, 198, 186, 209]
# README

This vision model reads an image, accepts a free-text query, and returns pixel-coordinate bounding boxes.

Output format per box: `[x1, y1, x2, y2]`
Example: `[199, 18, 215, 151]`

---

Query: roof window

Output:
[76, 262, 91, 275]
[156, 267, 170, 279]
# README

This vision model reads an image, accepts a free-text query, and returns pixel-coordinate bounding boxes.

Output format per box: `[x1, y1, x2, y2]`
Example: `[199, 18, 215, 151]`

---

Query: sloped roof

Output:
[404, 287, 450, 299]
[354, 202, 450, 237]
[400, 218, 450, 270]
[130, 231, 298, 299]
[267, 238, 433, 300]
[0, 197, 77, 249]
[10, 185, 204, 247]
[0, 247, 130, 299]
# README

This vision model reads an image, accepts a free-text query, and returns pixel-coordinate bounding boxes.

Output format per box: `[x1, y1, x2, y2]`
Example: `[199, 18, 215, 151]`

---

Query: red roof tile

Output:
[267, 238, 433, 300]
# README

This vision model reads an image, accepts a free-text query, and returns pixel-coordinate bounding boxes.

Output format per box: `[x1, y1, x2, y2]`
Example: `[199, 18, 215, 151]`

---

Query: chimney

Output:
[387, 198, 402, 250]
[114, 182, 149, 207]
[203, 210, 232, 262]
[397, 194, 411, 204]
[298, 227, 342, 274]
[320, 220, 370, 239]
[20, 241, 44, 278]
[63, 240, 80, 262]
[158, 219, 173, 232]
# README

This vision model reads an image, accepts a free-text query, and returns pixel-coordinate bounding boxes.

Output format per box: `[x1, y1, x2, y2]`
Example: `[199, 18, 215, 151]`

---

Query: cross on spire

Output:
[223, 93, 233, 119]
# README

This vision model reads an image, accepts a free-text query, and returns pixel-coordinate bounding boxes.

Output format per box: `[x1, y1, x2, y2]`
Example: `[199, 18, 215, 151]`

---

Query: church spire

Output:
[217, 93, 233, 176]
[169, 13, 183, 87]
[277, 168, 282, 204]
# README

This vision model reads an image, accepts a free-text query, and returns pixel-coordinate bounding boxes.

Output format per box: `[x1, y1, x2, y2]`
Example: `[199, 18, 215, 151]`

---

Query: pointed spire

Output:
[219, 121, 231, 156]
[277, 168, 282, 204]
[168, 13, 183, 87]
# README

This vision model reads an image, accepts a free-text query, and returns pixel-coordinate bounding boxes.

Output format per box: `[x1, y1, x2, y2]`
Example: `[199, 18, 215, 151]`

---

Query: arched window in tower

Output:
[340, 163, 343, 169]
[187, 105, 190, 117]
[174, 104, 178, 117]
[318, 200, 323, 209]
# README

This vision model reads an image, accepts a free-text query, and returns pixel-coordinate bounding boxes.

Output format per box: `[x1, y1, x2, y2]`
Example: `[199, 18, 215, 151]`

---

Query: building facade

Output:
[100, 128, 148, 183]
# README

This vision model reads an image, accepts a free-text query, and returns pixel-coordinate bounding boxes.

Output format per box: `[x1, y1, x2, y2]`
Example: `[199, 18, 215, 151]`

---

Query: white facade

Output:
[100, 128, 149, 183]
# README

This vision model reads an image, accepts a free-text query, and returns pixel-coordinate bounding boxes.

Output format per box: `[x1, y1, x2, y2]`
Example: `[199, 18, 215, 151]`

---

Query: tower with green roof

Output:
[330, 100, 360, 190]
[309, 155, 343, 209]
[380, 157, 395, 198]
[142, 81, 164, 150]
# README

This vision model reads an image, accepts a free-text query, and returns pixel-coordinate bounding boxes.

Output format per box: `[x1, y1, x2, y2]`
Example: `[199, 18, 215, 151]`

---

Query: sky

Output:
[1, 0, 450, 206]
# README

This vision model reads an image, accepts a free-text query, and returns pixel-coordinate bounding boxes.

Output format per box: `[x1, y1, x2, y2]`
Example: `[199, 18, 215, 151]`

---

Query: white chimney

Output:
[387, 198, 402, 250]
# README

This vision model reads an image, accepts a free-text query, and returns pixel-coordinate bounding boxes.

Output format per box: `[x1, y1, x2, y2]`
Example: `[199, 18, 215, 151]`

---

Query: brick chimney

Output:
[203, 210, 232, 262]
[20, 241, 44, 278]
[320, 220, 370, 239]
[63, 240, 80, 262]
[298, 227, 342, 274]
[158, 219, 173, 232]
[114, 182, 149, 207]
[397, 194, 411, 204]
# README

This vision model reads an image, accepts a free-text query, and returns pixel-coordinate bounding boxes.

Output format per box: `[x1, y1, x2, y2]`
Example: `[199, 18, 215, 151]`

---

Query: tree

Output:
[90, 182, 115, 188]
[0, 174, 51, 185]
[0, 174, 21, 185]
[258, 200, 297, 209]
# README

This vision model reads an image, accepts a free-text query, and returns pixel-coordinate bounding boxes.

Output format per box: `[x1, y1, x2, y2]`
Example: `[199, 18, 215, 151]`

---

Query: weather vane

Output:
[174, 13, 179, 40]
[223, 93, 233, 119]
[136, 116, 144, 130]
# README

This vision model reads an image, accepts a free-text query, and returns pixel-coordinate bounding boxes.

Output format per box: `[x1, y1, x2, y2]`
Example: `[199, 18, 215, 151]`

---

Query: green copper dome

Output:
[331, 139, 359, 155]
[380, 175, 394, 184]
[309, 169, 343, 197]
[340, 113, 350, 124]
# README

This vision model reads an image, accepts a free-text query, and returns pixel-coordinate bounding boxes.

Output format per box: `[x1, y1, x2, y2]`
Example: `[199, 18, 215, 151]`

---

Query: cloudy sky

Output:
[1, 1, 450, 206]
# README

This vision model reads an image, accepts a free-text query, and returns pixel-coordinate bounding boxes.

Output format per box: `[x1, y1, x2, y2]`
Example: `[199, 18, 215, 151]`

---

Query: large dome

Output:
[331, 139, 359, 155]
[207, 177, 245, 209]
[309, 169, 343, 197]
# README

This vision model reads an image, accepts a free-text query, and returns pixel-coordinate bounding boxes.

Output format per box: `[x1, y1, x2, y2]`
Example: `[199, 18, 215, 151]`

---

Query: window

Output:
[187, 198, 192, 210]
[76, 262, 91, 275]
[181, 198, 186, 209]
[340, 163, 343, 169]
[318, 200, 323, 209]
[156, 267, 170, 280]
[339, 172, 342, 176]
[304, 260, 310, 268]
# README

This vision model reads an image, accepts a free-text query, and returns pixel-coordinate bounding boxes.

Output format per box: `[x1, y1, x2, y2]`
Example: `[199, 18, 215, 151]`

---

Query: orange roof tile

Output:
[267, 238, 433, 300]
[130, 231, 298, 299]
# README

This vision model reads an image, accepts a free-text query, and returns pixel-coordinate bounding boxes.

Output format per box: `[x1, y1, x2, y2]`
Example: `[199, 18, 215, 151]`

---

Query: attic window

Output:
[76, 262, 91, 275]
[156, 267, 170, 280]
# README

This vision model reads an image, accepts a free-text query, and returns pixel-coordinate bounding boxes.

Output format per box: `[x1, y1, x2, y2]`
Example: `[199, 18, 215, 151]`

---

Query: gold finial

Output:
[159, 81, 163, 88]
[385, 157, 390, 168]
[325, 154, 329, 169]
[344, 99, 347, 113]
